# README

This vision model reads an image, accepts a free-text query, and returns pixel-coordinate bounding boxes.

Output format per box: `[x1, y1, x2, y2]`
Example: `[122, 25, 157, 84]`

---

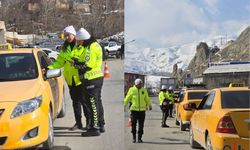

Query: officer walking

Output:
[48, 25, 89, 130]
[124, 79, 152, 143]
[166, 86, 175, 118]
[71, 28, 105, 136]
[158, 85, 170, 127]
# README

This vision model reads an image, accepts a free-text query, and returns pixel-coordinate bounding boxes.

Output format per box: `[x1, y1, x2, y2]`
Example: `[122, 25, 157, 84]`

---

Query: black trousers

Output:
[82, 77, 105, 128]
[131, 111, 145, 135]
[160, 105, 169, 125]
[68, 84, 90, 127]
[168, 104, 174, 116]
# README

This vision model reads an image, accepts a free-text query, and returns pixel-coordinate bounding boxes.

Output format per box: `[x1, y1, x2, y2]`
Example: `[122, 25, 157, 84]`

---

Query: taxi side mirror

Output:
[189, 103, 197, 110]
[46, 69, 61, 79]
[183, 103, 197, 111]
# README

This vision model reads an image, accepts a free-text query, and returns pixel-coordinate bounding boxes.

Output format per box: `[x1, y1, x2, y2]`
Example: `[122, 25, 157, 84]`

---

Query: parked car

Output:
[175, 89, 208, 131]
[189, 87, 249, 150]
[104, 41, 121, 58]
[0, 46, 66, 149]
[41, 48, 59, 62]
[99, 40, 109, 60]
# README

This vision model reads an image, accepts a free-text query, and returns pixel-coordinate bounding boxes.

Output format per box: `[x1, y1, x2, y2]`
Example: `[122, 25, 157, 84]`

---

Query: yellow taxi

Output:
[0, 47, 65, 149]
[175, 89, 208, 131]
[189, 87, 250, 150]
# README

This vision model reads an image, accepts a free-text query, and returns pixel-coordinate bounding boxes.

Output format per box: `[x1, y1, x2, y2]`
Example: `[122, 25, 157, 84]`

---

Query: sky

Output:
[125, 0, 250, 48]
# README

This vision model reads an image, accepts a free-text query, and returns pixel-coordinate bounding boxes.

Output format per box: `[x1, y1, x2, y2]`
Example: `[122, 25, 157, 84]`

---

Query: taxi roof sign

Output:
[0, 44, 12, 50]
[229, 83, 244, 87]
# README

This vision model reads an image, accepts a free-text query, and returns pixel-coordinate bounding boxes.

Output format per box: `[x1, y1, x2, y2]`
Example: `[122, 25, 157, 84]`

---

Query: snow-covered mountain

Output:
[124, 34, 237, 76]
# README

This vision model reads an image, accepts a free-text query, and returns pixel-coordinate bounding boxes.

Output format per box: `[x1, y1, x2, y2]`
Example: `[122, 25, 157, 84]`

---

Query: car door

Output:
[177, 91, 185, 121]
[37, 51, 60, 118]
[194, 91, 215, 146]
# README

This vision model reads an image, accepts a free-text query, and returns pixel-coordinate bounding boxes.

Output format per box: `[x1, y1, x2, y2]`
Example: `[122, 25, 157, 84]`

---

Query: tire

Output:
[189, 124, 201, 148]
[116, 51, 120, 58]
[57, 93, 66, 118]
[105, 51, 109, 58]
[206, 134, 213, 150]
[180, 120, 186, 131]
[43, 110, 54, 150]
[50, 57, 55, 62]
[175, 117, 180, 126]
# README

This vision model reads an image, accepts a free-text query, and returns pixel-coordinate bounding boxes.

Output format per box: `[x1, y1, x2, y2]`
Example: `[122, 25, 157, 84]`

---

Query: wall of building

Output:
[203, 72, 249, 89]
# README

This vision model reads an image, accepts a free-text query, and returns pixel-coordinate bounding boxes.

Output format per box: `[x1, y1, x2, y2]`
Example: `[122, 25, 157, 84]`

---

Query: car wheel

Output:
[57, 93, 66, 118]
[189, 124, 201, 148]
[206, 134, 213, 150]
[116, 51, 120, 58]
[43, 110, 54, 150]
[105, 51, 109, 58]
[180, 120, 186, 131]
[175, 117, 180, 125]
[50, 57, 55, 62]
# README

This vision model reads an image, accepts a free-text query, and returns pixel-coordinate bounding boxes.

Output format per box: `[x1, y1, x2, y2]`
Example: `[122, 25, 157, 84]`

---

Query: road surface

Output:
[124, 97, 197, 150]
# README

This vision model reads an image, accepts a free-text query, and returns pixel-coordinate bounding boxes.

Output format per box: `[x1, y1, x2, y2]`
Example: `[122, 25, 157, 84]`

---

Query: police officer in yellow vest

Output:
[166, 86, 175, 118]
[71, 28, 104, 136]
[124, 79, 152, 143]
[158, 85, 170, 127]
[48, 25, 89, 131]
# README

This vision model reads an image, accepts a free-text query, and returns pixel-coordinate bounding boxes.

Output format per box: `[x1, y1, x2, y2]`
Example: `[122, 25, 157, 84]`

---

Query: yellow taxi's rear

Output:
[0, 48, 64, 149]
[190, 87, 250, 150]
[211, 88, 250, 150]
[212, 110, 250, 150]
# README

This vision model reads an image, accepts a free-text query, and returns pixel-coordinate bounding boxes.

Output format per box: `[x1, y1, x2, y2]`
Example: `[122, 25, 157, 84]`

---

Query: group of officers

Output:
[48, 25, 105, 136]
[124, 79, 175, 143]
[49, 25, 175, 140]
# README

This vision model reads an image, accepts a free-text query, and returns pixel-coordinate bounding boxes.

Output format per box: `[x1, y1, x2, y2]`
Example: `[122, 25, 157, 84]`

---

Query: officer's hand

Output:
[149, 106, 152, 111]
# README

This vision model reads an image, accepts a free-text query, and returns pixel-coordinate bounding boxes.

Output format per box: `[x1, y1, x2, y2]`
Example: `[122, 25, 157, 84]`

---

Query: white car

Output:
[104, 41, 121, 58]
[41, 48, 59, 62]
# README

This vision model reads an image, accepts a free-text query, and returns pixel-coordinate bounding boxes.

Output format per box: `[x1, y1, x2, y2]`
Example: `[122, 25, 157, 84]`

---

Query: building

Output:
[203, 63, 250, 89]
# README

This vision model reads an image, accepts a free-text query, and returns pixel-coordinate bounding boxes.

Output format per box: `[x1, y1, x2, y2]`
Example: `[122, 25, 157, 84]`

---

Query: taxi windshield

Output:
[0, 53, 38, 81]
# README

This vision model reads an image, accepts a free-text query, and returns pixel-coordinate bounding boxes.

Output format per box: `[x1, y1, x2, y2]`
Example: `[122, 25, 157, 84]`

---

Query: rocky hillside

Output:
[186, 26, 250, 78]
[186, 42, 210, 77]
[217, 26, 250, 61]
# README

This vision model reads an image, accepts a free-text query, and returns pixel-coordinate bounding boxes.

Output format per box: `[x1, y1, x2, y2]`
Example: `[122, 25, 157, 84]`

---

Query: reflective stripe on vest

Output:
[83, 70, 103, 79]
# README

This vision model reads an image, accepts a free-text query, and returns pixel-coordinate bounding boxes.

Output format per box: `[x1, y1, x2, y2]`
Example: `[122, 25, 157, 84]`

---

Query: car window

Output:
[187, 92, 208, 100]
[0, 53, 38, 81]
[198, 91, 215, 110]
[37, 51, 52, 69]
[43, 50, 51, 55]
[221, 91, 250, 108]
[109, 42, 116, 47]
